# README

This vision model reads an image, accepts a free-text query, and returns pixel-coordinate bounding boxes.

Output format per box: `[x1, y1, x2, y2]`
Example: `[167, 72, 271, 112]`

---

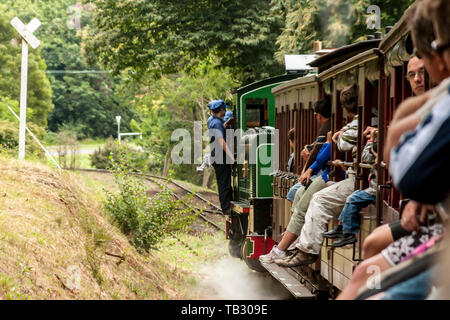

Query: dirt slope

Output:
[0, 157, 189, 299]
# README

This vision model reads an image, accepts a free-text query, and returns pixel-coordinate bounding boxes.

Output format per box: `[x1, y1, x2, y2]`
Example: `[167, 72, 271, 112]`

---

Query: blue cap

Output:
[208, 99, 229, 112]
[223, 110, 234, 122]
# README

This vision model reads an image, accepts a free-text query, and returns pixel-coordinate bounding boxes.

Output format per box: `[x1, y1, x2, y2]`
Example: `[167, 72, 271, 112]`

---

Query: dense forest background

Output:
[0, 0, 413, 187]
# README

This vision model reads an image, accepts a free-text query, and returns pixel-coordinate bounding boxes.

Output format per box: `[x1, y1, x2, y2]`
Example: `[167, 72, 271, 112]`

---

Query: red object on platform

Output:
[242, 235, 275, 259]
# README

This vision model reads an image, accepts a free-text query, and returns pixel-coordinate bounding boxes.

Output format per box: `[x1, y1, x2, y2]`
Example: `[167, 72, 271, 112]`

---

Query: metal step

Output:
[260, 261, 315, 299]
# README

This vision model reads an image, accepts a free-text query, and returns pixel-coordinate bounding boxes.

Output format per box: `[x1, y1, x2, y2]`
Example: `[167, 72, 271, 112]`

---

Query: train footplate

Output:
[259, 262, 315, 299]
[230, 201, 250, 214]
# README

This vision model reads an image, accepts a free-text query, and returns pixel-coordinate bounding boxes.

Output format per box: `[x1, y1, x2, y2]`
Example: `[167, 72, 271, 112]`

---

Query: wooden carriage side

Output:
[376, 5, 417, 224]
[272, 75, 320, 242]
[317, 48, 382, 292]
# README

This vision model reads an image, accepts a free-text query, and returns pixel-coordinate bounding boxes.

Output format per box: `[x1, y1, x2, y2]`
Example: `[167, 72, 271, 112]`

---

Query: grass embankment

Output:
[0, 156, 226, 299]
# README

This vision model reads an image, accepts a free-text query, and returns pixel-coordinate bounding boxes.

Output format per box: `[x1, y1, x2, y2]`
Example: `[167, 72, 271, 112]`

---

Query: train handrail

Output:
[358, 163, 375, 169]
[326, 160, 354, 167]
[326, 160, 376, 169]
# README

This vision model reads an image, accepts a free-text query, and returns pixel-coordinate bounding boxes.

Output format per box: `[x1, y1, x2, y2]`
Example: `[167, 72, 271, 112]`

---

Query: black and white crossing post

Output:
[10, 17, 41, 160]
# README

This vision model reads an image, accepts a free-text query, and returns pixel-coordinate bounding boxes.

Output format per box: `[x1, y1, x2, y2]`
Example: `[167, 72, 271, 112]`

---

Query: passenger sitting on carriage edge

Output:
[356, 17, 446, 259]
[260, 132, 332, 263]
[420, 0, 450, 299]
[276, 84, 360, 267]
[324, 126, 378, 247]
[358, 12, 444, 259]
[285, 97, 331, 202]
[259, 98, 332, 263]
[388, 0, 450, 225]
[371, 0, 450, 300]
[336, 3, 450, 299]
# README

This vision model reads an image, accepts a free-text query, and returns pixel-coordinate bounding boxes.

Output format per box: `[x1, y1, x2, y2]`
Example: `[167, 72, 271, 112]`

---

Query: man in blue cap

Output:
[207, 100, 234, 215]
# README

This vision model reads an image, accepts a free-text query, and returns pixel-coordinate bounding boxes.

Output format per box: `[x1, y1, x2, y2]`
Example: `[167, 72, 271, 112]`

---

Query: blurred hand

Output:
[301, 147, 310, 161]
[299, 169, 312, 185]
[418, 204, 435, 224]
[332, 130, 344, 143]
[332, 159, 341, 167]
[401, 201, 421, 231]
[326, 131, 332, 143]
[363, 126, 378, 140]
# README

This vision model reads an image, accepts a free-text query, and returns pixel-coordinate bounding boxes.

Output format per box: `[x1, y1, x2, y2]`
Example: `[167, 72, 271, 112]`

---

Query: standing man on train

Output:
[207, 100, 234, 215]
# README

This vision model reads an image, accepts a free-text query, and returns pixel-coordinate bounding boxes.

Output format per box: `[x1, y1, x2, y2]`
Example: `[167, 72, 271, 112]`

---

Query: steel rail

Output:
[68, 168, 225, 232]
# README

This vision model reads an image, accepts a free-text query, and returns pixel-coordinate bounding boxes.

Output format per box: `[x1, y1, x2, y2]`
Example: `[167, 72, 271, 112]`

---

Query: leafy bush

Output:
[43, 131, 59, 145]
[56, 130, 80, 169]
[90, 137, 149, 171]
[90, 137, 122, 169]
[104, 148, 198, 252]
[0, 119, 45, 157]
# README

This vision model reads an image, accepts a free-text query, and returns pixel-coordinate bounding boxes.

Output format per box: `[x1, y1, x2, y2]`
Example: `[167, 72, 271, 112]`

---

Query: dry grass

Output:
[0, 157, 190, 300]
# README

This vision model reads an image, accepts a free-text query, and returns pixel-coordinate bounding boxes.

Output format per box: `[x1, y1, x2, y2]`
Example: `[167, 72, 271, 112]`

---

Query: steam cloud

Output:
[196, 256, 292, 300]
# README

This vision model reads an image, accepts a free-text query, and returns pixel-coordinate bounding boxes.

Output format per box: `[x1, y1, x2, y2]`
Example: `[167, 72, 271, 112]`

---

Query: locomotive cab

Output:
[226, 73, 304, 268]
[227, 127, 276, 271]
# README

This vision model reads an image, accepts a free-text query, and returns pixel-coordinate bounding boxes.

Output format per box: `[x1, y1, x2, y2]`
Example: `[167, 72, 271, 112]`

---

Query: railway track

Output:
[69, 168, 225, 233]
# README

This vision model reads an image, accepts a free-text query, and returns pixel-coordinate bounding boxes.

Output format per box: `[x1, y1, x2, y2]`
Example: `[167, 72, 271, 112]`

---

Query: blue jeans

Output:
[338, 189, 375, 234]
[286, 171, 323, 202]
[380, 266, 437, 300]
[287, 182, 302, 202]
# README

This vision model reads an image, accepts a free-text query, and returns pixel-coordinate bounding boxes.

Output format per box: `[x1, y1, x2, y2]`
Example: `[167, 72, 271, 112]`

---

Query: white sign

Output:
[11, 17, 41, 49]
[10, 17, 41, 160]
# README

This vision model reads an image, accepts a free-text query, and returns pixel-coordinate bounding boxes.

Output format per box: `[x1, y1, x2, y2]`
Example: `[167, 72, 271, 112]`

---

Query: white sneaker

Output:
[258, 246, 286, 263]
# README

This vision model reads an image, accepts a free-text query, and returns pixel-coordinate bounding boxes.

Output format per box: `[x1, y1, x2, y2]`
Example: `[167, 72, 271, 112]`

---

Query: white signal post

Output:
[116, 116, 121, 143]
[10, 17, 41, 160]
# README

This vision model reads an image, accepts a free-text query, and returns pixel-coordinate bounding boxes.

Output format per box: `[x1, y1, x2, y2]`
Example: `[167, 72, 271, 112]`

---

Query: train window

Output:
[245, 98, 268, 128]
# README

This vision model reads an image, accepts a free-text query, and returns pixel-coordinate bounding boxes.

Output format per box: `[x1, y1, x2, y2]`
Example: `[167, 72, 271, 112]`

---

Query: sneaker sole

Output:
[277, 257, 318, 267]
[329, 239, 357, 248]
[323, 234, 343, 239]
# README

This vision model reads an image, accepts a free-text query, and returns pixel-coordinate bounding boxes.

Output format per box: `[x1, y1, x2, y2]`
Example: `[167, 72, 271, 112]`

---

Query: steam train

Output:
[225, 3, 429, 299]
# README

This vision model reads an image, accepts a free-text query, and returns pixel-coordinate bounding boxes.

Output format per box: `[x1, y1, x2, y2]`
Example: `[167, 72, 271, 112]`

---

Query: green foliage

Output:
[90, 137, 149, 171]
[0, 119, 45, 157]
[104, 149, 198, 252]
[135, 63, 235, 183]
[90, 137, 122, 170]
[43, 131, 59, 145]
[272, 0, 414, 59]
[0, 0, 139, 138]
[54, 129, 79, 169]
[87, 0, 284, 85]
[0, 3, 53, 127]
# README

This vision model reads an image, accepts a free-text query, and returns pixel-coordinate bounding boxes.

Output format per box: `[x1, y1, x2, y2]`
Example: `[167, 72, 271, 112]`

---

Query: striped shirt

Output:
[337, 115, 359, 175]
[390, 89, 450, 204]
[337, 115, 358, 156]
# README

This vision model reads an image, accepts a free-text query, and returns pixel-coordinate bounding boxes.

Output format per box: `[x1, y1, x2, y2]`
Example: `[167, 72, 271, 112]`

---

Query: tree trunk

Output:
[163, 146, 172, 177]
